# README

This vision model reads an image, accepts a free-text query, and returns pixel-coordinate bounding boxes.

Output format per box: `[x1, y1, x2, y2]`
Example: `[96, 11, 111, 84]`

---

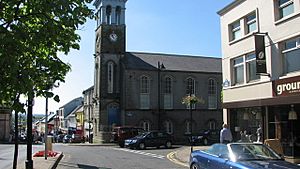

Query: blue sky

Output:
[33, 0, 233, 115]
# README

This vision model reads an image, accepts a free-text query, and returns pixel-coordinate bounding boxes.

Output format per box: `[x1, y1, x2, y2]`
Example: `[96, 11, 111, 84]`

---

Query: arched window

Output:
[186, 77, 196, 109]
[140, 76, 150, 109]
[107, 61, 114, 93]
[115, 6, 121, 25]
[185, 121, 191, 134]
[106, 6, 112, 24]
[141, 120, 151, 131]
[208, 79, 217, 109]
[186, 77, 195, 95]
[164, 77, 173, 109]
[208, 120, 216, 130]
[164, 120, 173, 134]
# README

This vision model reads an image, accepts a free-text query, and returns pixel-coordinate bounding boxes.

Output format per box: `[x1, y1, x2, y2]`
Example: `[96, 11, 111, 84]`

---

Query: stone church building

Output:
[90, 0, 223, 143]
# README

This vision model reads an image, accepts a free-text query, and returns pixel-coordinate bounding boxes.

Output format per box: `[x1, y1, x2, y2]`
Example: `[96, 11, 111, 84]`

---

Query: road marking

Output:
[167, 151, 189, 168]
[113, 148, 165, 159]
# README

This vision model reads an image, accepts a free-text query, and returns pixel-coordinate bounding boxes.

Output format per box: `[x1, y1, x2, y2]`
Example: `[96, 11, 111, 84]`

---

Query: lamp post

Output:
[189, 88, 193, 152]
[157, 61, 165, 131]
[25, 92, 34, 169]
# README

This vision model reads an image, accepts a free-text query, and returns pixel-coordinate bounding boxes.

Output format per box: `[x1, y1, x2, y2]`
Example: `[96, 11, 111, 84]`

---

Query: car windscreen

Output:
[229, 144, 282, 161]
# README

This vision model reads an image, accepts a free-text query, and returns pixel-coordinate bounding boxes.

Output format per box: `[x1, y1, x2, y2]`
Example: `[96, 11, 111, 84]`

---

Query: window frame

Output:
[230, 20, 241, 41]
[245, 12, 257, 34]
[246, 53, 260, 82]
[232, 56, 245, 85]
[140, 76, 150, 109]
[282, 36, 300, 74]
[164, 120, 173, 134]
[163, 76, 173, 109]
[278, 0, 294, 19]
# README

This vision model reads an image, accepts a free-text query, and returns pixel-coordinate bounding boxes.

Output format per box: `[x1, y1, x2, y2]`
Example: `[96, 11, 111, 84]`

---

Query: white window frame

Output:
[278, 0, 294, 19]
[232, 56, 245, 85]
[107, 61, 114, 93]
[186, 78, 196, 109]
[140, 76, 150, 109]
[246, 12, 257, 34]
[164, 77, 173, 109]
[164, 120, 173, 134]
[230, 20, 241, 41]
[246, 53, 260, 82]
[282, 36, 300, 74]
[141, 121, 150, 131]
[208, 79, 217, 109]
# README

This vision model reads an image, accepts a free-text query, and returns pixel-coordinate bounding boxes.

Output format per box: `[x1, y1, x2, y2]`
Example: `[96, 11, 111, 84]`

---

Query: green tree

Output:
[0, 1, 93, 168]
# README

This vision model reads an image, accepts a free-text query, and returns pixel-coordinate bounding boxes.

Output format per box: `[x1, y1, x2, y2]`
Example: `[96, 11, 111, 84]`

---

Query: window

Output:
[208, 121, 216, 130]
[230, 20, 241, 41]
[164, 120, 173, 134]
[164, 77, 173, 109]
[246, 53, 260, 81]
[115, 6, 121, 25]
[246, 12, 257, 34]
[278, 0, 294, 19]
[186, 78, 196, 109]
[185, 121, 191, 134]
[106, 6, 112, 24]
[233, 56, 244, 85]
[208, 79, 217, 109]
[141, 121, 150, 131]
[107, 61, 114, 93]
[282, 37, 300, 73]
[140, 76, 150, 109]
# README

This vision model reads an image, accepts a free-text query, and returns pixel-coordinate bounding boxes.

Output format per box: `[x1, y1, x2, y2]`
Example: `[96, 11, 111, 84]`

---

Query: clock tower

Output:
[93, 0, 127, 143]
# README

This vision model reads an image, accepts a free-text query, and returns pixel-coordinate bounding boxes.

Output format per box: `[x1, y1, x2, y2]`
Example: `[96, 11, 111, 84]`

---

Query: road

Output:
[0, 143, 42, 169]
[55, 144, 187, 169]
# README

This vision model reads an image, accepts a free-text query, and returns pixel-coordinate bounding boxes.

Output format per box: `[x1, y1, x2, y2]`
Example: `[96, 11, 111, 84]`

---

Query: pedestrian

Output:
[256, 124, 262, 142]
[220, 123, 233, 144]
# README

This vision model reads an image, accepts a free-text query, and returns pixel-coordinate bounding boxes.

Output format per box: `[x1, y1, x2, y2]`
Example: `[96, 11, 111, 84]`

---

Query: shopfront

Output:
[224, 76, 300, 157]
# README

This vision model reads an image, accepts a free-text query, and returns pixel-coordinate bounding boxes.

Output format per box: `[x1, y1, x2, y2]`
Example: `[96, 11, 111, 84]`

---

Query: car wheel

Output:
[203, 138, 208, 146]
[138, 142, 145, 149]
[165, 141, 172, 148]
[119, 142, 125, 148]
[190, 163, 200, 169]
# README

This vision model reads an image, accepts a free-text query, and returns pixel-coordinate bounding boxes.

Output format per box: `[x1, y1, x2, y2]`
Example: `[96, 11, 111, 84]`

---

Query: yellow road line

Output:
[167, 151, 189, 168]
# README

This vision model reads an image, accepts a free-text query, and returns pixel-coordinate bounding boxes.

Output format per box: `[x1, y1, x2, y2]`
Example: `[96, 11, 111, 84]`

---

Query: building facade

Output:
[219, 0, 300, 157]
[92, 0, 223, 143]
[0, 107, 11, 142]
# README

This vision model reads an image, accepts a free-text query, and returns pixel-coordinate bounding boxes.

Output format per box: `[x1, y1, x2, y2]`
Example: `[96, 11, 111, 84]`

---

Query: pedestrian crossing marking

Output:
[113, 148, 165, 159]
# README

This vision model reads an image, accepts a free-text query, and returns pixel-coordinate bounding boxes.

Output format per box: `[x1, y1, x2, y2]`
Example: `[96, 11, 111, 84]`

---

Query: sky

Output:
[32, 0, 233, 115]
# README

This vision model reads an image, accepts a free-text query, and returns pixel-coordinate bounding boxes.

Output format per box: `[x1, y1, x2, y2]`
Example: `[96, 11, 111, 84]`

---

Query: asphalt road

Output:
[0, 143, 42, 169]
[55, 144, 187, 169]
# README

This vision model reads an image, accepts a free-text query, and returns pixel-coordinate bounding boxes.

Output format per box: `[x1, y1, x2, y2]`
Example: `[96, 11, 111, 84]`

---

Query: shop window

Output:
[282, 36, 300, 74]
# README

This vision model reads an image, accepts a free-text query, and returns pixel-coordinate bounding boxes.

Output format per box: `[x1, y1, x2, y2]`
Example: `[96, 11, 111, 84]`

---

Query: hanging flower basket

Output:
[182, 95, 204, 106]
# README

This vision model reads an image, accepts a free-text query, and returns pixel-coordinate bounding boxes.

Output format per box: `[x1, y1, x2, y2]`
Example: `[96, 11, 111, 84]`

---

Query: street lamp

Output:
[157, 61, 165, 130]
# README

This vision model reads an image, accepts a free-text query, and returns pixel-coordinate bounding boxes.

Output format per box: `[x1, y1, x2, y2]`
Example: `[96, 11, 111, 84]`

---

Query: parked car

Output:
[111, 126, 144, 147]
[71, 134, 84, 143]
[124, 131, 173, 149]
[187, 129, 220, 146]
[55, 134, 65, 143]
[190, 143, 300, 169]
[63, 134, 72, 143]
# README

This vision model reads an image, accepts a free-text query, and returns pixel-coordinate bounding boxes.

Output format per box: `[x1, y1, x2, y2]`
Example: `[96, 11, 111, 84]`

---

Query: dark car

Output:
[188, 129, 220, 146]
[124, 131, 173, 149]
[190, 143, 300, 169]
[111, 126, 144, 147]
[63, 134, 72, 143]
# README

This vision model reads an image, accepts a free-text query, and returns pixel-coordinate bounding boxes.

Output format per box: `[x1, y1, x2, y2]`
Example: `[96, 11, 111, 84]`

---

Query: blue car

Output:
[124, 131, 173, 149]
[190, 143, 300, 169]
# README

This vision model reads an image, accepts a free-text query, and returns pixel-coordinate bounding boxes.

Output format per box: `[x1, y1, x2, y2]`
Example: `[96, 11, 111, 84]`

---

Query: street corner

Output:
[167, 150, 189, 168]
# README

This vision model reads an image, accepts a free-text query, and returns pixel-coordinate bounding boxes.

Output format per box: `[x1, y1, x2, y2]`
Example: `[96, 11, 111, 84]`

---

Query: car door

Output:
[144, 132, 156, 147]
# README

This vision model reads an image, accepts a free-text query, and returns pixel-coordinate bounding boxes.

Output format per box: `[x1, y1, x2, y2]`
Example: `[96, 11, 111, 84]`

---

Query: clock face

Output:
[109, 33, 118, 42]
[258, 51, 265, 60]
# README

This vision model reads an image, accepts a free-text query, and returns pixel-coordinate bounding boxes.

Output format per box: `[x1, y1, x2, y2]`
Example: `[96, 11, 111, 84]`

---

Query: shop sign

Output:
[273, 76, 300, 96]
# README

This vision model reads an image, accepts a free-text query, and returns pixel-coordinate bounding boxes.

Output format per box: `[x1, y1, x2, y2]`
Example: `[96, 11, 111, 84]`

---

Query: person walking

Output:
[220, 123, 233, 144]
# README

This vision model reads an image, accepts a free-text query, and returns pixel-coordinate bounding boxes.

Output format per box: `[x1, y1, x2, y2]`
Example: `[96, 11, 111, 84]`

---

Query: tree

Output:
[0, 0, 93, 168]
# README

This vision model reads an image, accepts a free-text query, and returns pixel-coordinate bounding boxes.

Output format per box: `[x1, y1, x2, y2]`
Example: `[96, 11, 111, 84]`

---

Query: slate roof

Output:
[123, 52, 221, 73]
